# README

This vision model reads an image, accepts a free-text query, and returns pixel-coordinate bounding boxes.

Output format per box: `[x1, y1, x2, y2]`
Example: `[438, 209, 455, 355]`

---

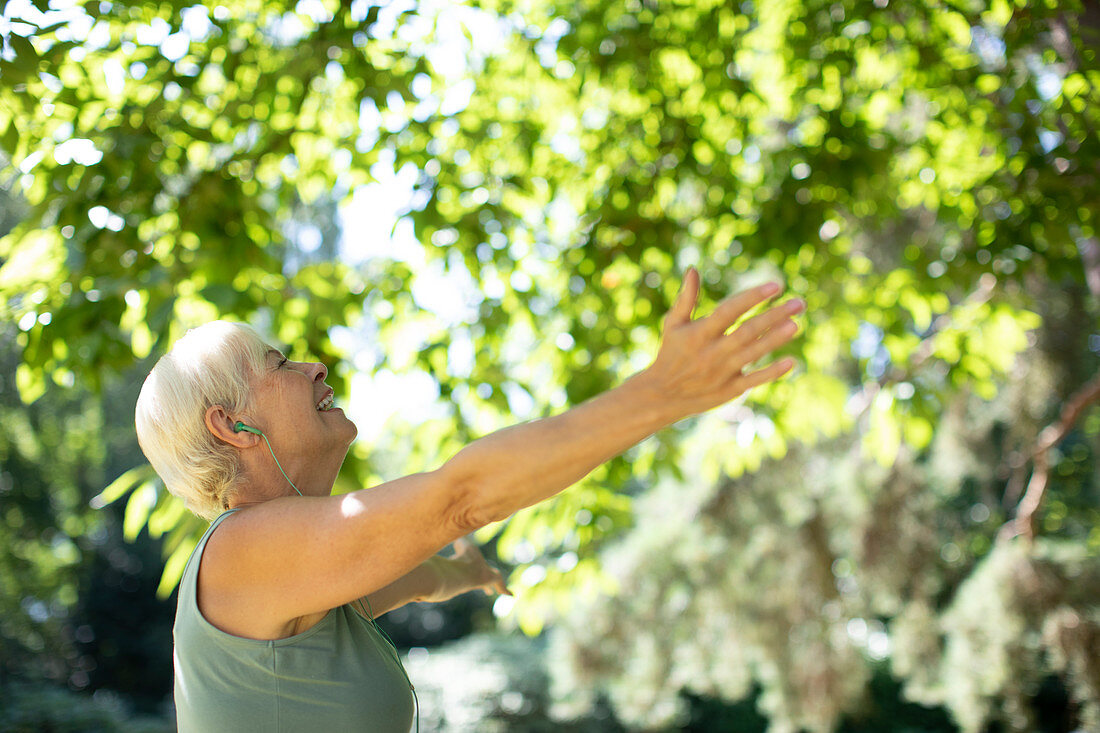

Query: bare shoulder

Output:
[194, 471, 473, 640]
[196, 507, 297, 639]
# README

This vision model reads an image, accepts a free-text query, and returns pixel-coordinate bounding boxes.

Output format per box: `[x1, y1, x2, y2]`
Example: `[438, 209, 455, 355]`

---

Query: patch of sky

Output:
[386, 89, 405, 112]
[136, 17, 171, 46]
[88, 205, 123, 231]
[54, 138, 102, 166]
[180, 5, 214, 41]
[423, 2, 508, 79]
[545, 194, 579, 245]
[1, 0, 46, 34]
[348, 368, 447, 445]
[266, 12, 307, 47]
[18, 150, 44, 174]
[736, 413, 775, 449]
[1035, 69, 1062, 101]
[411, 73, 432, 99]
[296, 0, 333, 24]
[368, 0, 416, 41]
[349, 0, 375, 23]
[3, 0, 95, 45]
[338, 151, 421, 265]
[411, 254, 480, 326]
[22, 597, 49, 623]
[535, 17, 570, 69]
[103, 56, 124, 95]
[851, 321, 883, 359]
[53, 121, 74, 142]
[550, 128, 584, 163]
[330, 324, 379, 374]
[411, 75, 439, 122]
[852, 321, 891, 379]
[503, 382, 536, 419]
[971, 25, 1006, 69]
[356, 99, 382, 153]
[325, 59, 344, 84]
[292, 222, 323, 253]
[85, 19, 110, 50]
[1038, 128, 1063, 153]
[841, 20, 870, 39]
[447, 332, 475, 379]
[39, 71, 62, 93]
[161, 32, 189, 62]
[395, 4, 433, 50]
[581, 106, 608, 130]
[440, 78, 475, 117]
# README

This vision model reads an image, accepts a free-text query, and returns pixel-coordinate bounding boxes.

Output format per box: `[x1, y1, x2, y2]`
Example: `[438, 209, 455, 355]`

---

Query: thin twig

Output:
[998, 370, 1100, 544]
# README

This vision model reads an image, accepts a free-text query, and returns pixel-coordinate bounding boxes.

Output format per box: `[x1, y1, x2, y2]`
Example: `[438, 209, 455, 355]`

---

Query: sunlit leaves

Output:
[0, 0, 432, 395]
[2, 0, 1098, 726]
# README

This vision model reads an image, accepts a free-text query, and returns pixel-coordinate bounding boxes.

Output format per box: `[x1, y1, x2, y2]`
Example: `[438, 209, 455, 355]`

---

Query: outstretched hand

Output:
[641, 267, 804, 418]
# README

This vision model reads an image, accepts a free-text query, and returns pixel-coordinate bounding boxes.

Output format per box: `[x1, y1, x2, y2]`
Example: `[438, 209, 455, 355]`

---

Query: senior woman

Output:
[134, 267, 804, 732]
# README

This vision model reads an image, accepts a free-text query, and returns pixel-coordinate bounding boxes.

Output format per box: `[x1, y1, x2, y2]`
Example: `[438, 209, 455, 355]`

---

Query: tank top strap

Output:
[178, 508, 241, 597]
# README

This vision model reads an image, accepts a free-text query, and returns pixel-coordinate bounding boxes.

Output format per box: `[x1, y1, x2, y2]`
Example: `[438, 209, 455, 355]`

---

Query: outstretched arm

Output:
[440, 268, 804, 529]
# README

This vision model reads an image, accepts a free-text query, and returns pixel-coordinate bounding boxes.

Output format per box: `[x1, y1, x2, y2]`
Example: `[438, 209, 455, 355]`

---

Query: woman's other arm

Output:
[364, 539, 509, 617]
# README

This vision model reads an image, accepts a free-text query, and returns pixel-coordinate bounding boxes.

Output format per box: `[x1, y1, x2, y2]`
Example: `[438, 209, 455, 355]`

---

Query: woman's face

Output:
[244, 348, 358, 493]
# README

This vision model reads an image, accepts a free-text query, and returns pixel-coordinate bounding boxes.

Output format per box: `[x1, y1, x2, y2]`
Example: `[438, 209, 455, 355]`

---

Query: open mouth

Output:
[316, 393, 335, 411]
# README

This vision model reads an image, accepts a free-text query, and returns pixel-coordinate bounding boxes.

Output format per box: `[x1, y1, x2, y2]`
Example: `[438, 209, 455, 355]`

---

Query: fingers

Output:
[663, 267, 700, 329]
[480, 570, 512, 596]
[731, 357, 796, 394]
[702, 281, 783, 336]
[484, 575, 512, 596]
[724, 315, 800, 373]
[453, 537, 512, 596]
[709, 296, 802, 392]
[723, 297, 805, 351]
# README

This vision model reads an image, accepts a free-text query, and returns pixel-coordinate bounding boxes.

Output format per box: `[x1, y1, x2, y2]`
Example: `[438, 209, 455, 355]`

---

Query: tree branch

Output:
[998, 369, 1100, 544]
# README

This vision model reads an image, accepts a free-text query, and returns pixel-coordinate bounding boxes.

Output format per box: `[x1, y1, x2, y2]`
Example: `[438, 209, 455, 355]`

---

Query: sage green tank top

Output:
[173, 509, 415, 732]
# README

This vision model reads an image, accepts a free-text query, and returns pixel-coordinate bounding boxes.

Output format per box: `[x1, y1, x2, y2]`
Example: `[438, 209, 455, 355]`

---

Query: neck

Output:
[233, 453, 307, 505]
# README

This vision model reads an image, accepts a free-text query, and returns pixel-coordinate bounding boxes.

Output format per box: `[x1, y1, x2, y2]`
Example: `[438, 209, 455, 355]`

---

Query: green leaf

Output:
[15, 363, 46, 404]
[7, 34, 38, 74]
[123, 482, 158, 542]
[92, 465, 156, 508]
[157, 536, 198, 599]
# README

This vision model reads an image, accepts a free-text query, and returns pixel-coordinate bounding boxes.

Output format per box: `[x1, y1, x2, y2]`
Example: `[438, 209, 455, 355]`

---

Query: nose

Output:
[308, 361, 328, 383]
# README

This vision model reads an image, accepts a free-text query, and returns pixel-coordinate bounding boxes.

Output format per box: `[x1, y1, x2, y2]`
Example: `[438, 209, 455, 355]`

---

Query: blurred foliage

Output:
[549, 327, 1100, 732]
[400, 632, 622, 732]
[2, 0, 1099, 730]
[0, 680, 173, 732]
[0, 316, 176, 706]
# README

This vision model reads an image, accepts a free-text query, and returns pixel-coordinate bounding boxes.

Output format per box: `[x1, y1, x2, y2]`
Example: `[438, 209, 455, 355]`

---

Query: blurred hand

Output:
[640, 267, 804, 418]
[450, 538, 511, 598]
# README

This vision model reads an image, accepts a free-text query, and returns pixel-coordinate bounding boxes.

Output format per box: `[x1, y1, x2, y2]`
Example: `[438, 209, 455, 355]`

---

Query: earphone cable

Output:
[358, 596, 419, 733]
[256, 431, 303, 497]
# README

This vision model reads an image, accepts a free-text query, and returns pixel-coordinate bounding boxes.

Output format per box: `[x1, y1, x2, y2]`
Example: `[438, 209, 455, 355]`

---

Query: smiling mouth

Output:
[316, 393, 335, 411]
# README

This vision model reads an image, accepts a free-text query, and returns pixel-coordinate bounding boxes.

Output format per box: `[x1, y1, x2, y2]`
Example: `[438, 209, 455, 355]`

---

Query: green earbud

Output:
[234, 421, 262, 435]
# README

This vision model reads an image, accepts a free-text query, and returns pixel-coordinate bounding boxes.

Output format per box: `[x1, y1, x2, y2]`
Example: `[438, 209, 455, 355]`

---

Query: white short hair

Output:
[135, 321, 272, 520]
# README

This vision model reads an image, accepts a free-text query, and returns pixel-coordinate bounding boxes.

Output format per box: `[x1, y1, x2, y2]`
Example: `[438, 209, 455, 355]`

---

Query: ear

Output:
[205, 405, 256, 448]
